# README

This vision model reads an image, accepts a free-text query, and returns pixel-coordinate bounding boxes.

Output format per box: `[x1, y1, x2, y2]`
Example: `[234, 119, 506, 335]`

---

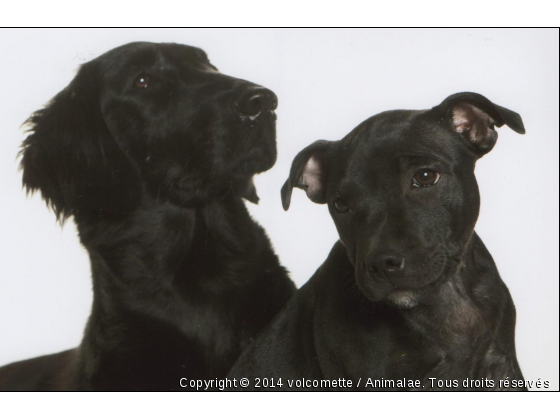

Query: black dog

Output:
[0, 42, 295, 390]
[228, 93, 526, 391]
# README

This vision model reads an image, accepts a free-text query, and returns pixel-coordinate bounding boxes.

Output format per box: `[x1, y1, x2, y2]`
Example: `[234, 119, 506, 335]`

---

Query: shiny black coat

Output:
[229, 93, 525, 391]
[0, 42, 295, 391]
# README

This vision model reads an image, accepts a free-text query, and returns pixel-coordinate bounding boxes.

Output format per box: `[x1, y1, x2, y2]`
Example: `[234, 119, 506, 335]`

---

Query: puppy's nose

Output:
[235, 87, 278, 117]
[368, 251, 405, 277]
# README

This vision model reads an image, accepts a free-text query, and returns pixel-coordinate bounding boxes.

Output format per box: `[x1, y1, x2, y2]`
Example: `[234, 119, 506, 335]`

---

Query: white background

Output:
[0, 29, 558, 391]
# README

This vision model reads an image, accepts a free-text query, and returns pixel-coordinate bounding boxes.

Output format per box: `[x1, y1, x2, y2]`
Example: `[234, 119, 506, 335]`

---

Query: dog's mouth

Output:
[232, 147, 277, 175]
[232, 124, 278, 175]
[384, 289, 421, 309]
[355, 275, 432, 308]
[354, 250, 454, 306]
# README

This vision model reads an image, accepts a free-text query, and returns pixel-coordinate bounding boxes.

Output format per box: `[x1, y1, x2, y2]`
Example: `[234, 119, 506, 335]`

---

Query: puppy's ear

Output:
[281, 140, 332, 211]
[435, 92, 525, 156]
[20, 61, 141, 222]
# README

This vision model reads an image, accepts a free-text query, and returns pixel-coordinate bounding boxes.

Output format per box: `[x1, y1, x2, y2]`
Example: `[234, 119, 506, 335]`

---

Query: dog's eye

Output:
[413, 169, 441, 187]
[134, 74, 150, 89]
[334, 198, 350, 213]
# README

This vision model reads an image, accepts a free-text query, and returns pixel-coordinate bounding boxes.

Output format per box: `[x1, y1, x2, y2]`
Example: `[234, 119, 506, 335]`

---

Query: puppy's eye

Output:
[334, 198, 350, 213]
[413, 169, 441, 187]
[134, 74, 150, 89]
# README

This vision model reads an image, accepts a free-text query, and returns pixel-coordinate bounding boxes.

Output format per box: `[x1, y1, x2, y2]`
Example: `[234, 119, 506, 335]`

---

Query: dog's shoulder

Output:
[470, 232, 516, 309]
[469, 232, 521, 355]
[228, 273, 322, 382]
[227, 242, 348, 382]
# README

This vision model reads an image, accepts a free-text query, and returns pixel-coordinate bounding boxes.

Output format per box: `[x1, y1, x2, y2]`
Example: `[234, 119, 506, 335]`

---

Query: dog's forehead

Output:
[98, 42, 211, 74]
[340, 109, 465, 170]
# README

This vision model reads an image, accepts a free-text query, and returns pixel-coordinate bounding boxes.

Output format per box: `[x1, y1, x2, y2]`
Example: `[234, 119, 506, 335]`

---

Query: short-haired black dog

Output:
[228, 93, 526, 391]
[0, 42, 295, 390]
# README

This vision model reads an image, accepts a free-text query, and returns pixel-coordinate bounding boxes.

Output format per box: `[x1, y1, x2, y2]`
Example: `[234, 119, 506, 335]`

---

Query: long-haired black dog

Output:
[228, 93, 526, 390]
[0, 42, 295, 390]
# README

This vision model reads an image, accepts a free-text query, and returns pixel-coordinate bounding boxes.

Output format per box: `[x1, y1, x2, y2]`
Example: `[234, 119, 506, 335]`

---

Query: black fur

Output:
[0, 42, 295, 390]
[228, 93, 526, 391]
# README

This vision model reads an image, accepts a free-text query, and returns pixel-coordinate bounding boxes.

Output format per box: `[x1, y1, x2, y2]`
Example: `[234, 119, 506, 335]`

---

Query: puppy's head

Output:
[20, 42, 278, 221]
[282, 93, 525, 307]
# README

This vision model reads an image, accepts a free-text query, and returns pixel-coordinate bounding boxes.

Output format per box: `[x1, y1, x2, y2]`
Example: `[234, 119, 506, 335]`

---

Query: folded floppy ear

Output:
[19, 61, 141, 222]
[435, 92, 525, 156]
[280, 140, 332, 211]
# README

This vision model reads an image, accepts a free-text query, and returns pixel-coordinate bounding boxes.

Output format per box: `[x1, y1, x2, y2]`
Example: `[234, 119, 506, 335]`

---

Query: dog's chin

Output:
[355, 270, 437, 308]
[237, 145, 277, 176]
[358, 283, 422, 308]
[229, 146, 276, 177]
[384, 290, 422, 309]
[355, 273, 395, 303]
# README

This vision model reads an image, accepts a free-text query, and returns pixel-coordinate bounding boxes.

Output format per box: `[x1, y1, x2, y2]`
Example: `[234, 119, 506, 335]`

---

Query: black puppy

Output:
[228, 93, 526, 391]
[0, 42, 295, 390]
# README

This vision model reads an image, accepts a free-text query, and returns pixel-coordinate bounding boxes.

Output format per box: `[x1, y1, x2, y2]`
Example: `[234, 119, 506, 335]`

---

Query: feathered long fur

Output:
[0, 42, 295, 391]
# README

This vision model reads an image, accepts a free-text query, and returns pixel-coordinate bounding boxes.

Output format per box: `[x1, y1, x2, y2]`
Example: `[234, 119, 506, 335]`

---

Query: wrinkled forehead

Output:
[339, 109, 469, 176]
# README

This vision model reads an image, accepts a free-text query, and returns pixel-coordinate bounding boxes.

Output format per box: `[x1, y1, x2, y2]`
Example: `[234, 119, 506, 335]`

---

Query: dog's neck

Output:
[72, 192, 262, 385]
[400, 233, 494, 341]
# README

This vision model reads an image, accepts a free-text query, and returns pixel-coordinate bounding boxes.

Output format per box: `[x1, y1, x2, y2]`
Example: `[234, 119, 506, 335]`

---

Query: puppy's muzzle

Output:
[359, 250, 407, 301]
[366, 250, 406, 284]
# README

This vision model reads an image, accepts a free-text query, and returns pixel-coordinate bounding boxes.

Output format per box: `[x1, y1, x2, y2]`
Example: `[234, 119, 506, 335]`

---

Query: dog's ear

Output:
[435, 92, 525, 156]
[281, 140, 332, 211]
[20, 61, 141, 222]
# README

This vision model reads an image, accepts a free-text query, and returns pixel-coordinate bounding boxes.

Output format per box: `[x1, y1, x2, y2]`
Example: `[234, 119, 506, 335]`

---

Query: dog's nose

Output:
[368, 251, 405, 277]
[235, 87, 278, 117]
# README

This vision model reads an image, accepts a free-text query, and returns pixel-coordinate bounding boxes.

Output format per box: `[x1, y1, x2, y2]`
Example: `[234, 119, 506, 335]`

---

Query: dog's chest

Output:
[316, 318, 439, 382]
[315, 295, 485, 387]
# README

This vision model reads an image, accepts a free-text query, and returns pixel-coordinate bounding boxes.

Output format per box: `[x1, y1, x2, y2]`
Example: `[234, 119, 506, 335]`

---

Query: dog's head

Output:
[282, 93, 525, 307]
[20, 42, 278, 220]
